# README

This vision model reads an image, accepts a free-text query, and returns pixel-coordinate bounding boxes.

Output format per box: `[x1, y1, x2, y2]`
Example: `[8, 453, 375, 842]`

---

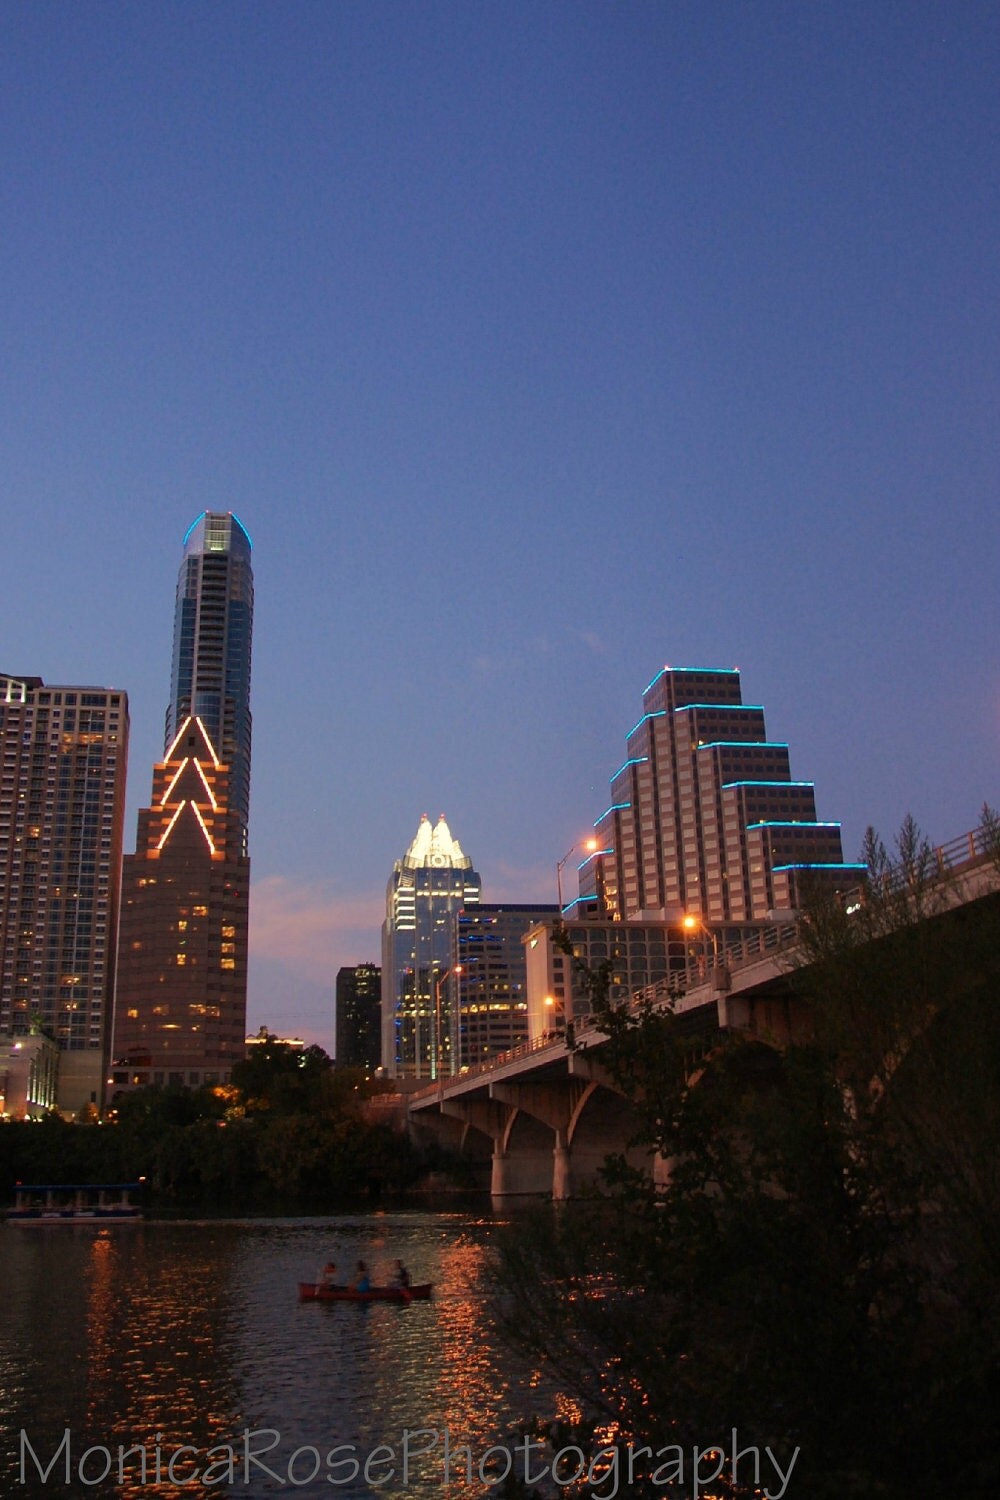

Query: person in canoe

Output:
[352, 1260, 371, 1293]
[391, 1259, 411, 1290]
[317, 1260, 342, 1291]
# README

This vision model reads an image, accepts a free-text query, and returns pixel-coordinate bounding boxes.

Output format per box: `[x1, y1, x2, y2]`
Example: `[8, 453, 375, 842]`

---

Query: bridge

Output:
[407, 824, 999, 1198]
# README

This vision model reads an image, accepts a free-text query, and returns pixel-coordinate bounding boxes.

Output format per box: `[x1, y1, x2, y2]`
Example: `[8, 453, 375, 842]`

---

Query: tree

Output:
[490, 815, 1000, 1499]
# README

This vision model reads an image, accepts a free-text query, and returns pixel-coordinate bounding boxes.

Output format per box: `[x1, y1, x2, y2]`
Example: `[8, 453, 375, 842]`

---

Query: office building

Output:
[0, 1031, 59, 1118]
[166, 511, 254, 850]
[0, 673, 129, 1115]
[335, 963, 381, 1071]
[111, 513, 254, 1090]
[454, 903, 558, 1067]
[381, 814, 481, 1079]
[112, 715, 250, 1088]
[571, 665, 864, 923]
[522, 912, 777, 1040]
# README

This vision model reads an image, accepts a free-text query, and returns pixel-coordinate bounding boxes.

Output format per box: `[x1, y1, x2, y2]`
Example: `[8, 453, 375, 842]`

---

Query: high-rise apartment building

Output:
[0, 673, 129, 1115]
[165, 512, 254, 850]
[572, 665, 863, 922]
[454, 903, 559, 1068]
[381, 814, 481, 1079]
[111, 513, 253, 1091]
[335, 963, 381, 1071]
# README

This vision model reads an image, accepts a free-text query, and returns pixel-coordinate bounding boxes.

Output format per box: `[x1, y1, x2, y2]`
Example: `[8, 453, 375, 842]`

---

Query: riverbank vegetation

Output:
[492, 812, 1000, 1499]
[0, 1040, 431, 1212]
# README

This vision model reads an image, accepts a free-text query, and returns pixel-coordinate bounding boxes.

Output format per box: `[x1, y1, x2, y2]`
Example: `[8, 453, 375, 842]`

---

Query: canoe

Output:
[298, 1282, 432, 1304]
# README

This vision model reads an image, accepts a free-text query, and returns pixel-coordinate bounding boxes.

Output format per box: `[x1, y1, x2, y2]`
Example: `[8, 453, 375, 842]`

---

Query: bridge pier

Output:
[490, 1145, 555, 1197]
[552, 1129, 572, 1202]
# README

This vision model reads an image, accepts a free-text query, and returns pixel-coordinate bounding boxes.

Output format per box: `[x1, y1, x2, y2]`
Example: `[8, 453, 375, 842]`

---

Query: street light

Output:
[682, 913, 719, 975]
[433, 964, 462, 1086]
[543, 993, 563, 1039]
[557, 836, 599, 913]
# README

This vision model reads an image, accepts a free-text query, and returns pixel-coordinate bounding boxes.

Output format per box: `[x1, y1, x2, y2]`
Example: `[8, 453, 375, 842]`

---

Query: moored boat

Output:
[298, 1281, 432, 1303]
[7, 1182, 145, 1224]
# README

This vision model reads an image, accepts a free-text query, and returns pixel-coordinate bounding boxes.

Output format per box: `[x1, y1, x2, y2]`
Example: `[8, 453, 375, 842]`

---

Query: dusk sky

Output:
[2, 3, 997, 1049]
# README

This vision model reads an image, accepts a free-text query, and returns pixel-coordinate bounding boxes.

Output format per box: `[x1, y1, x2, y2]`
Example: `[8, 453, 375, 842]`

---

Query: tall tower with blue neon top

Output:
[110, 514, 253, 1095]
[166, 512, 254, 852]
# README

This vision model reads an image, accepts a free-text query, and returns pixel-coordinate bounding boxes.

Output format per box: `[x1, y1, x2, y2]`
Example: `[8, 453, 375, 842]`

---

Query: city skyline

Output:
[2, 5, 997, 1048]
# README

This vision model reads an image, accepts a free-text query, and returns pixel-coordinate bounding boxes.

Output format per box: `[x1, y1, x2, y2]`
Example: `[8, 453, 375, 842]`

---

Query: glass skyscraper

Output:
[381, 815, 481, 1079]
[111, 513, 254, 1094]
[165, 512, 254, 850]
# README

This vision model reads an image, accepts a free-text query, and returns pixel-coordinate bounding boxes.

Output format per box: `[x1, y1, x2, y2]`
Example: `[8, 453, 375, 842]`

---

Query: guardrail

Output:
[407, 820, 997, 1104]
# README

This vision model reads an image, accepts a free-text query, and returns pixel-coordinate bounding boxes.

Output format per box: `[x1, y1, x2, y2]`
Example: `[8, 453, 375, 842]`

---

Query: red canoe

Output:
[298, 1281, 432, 1303]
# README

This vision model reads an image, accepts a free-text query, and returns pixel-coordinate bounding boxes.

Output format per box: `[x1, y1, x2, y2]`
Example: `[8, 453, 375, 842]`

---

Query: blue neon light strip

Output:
[746, 821, 840, 830]
[181, 511, 254, 549]
[561, 896, 597, 913]
[578, 848, 613, 869]
[611, 756, 648, 781]
[627, 710, 666, 738]
[722, 780, 813, 789]
[231, 512, 254, 548]
[594, 803, 631, 823]
[182, 512, 207, 546]
[772, 862, 868, 873]
[643, 666, 739, 695]
[675, 703, 764, 713]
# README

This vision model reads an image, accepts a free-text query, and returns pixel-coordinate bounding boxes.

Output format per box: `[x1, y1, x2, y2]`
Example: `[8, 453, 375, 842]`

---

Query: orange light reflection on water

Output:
[82, 1228, 243, 1500]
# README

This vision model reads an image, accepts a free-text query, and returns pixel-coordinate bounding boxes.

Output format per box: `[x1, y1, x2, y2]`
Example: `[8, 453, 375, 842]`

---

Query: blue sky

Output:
[2, 2, 997, 1048]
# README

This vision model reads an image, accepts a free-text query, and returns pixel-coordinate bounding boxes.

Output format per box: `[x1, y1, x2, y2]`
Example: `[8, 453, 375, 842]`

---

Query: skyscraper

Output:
[454, 902, 558, 1067]
[381, 814, 481, 1079]
[111, 715, 250, 1088]
[165, 512, 254, 849]
[111, 514, 253, 1091]
[572, 665, 864, 923]
[335, 963, 381, 1071]
[0, 673, 129, 1115]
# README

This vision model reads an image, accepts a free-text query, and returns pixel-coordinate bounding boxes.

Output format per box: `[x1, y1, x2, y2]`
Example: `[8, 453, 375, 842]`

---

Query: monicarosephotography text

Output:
[19, 1424, 800, 1497]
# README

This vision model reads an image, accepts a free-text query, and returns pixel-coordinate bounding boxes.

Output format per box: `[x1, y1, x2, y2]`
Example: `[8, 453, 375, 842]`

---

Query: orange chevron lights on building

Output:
[150, 719, 225, 858]
[111, 715, 249, 1091]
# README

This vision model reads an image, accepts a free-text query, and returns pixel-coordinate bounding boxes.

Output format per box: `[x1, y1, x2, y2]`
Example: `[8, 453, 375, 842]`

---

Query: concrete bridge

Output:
[408, 824, 999, 1198]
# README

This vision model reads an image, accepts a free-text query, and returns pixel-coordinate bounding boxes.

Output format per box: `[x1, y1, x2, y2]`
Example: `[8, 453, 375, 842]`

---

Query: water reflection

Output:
[0, 1213, 562, 1498]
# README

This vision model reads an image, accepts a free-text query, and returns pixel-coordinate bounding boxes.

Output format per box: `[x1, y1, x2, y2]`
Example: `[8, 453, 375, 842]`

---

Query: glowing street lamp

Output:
[557, 836, 599, 913]
[433, 964, 463, 1085]
[682, 913, 719, 972]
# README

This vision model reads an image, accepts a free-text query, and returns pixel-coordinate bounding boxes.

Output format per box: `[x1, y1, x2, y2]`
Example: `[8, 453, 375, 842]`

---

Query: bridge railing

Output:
[407, 1030, 567, 1101]
[407, 820, 997, 1103]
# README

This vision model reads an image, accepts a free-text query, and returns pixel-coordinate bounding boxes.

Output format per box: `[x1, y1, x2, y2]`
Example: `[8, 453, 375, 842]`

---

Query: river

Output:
[0, 1209, 576, 1499]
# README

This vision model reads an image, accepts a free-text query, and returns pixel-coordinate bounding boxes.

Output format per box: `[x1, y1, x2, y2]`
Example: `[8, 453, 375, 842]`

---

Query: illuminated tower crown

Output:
[166, 512, 253, 850]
